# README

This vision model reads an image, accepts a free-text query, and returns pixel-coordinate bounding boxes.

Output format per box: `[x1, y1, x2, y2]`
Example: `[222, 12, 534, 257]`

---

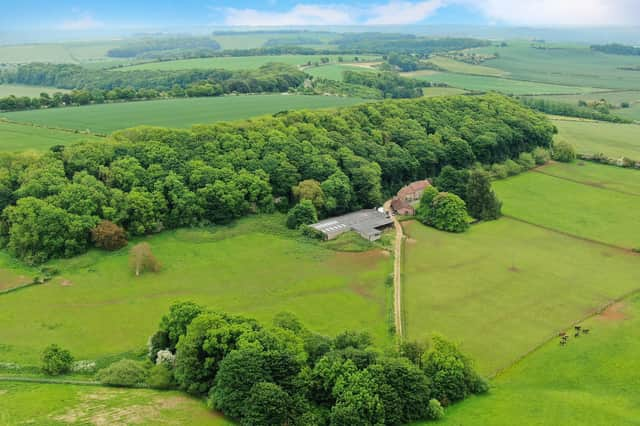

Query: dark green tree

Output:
[286, 200, 318, 229]
[465, 170, 502, 221]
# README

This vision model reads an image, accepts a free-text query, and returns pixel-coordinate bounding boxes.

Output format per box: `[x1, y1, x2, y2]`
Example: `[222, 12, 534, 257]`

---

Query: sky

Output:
[2, 0, 640, 32]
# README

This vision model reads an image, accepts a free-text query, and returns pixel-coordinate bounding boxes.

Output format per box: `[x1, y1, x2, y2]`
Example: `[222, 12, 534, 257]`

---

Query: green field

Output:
[403, 218, 640, 375]
[493, 166, 640, 248]
[0, 84, 68, 97]
[0, 41, 121, 64]
[305, 63, 379, 81]
[0, 215, 392, 365]
[117, 55, 377, 72]
[528, 91, 640, 122]
[422, 87, 468, 97]
[0, 381, 231, 425]
[409, 72, 602, 95]
[427, 56, 507, 77]
[439, 293, 640, 426]
[535, 161, 640, 195]
[0, 120, 102, 151]
[1, 95, 366, 134]
[553, 119, 640, 159]
[213, 31, 339, 51]
[472, 41, 640, 90]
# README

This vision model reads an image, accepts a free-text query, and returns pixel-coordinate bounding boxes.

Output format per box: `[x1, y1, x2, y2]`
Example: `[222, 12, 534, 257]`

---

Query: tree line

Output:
[519, 97, 631, 123]
[0, 94, 555, 264]
[106, 36, 222, 58]
[334, 33, 490, 55]
[591, 43, 640, 56]
[342, 70, 434, 98]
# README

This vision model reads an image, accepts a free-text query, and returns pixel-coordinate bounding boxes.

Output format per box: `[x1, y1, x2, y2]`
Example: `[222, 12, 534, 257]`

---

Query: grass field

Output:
[438, 292, 640, 426]
[493, 166, 640, 249]
[528, 91, 640, 122]
[409, 72, 602, 95]
[0, 84, 68, 97]
[0, 215, 392, 365]
[0, 382, 231, 425]
[0, 41, 121, 64]
[0, 120, 102, 151]
[403, 218, 640, 375]
[553, 119, 640, 159]
[213, 31, 339, 51]
[534, 161, 640, 195]
[0, 95, 366, 134]
[422, 87, 468, 97]
[117, 55, 378, 72]
[427, 56, 507, 77]
[305, 63, 379, 81]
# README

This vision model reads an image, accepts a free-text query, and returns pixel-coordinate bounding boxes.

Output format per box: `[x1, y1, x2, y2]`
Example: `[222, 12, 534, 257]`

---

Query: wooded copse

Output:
[0, 94, 555, 264]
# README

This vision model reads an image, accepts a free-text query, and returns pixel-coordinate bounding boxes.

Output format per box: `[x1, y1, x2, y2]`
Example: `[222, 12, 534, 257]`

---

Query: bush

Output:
[430, 193, 469, 233]
[129, 242, 161, 276]
[516, 152, 536, 170]
[426, 398, 445, 420]
[489, 163, 508, 180]
[97, 359, 149, 387]
[286, 200, 318, 229]
[147, 363, 176, 390]
[91, 220, 128, 250]
[532, 147, 551, 165]
[504, 159, 522, 176]
[41, 344, 74, 376]
[552, 141, 576, 163]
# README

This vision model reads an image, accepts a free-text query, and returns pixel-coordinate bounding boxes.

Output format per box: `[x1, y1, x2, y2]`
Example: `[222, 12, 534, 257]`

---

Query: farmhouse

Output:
[397, 179, 431, 202]
[310, 209, 394, 241]
[391, 197, 415, 216]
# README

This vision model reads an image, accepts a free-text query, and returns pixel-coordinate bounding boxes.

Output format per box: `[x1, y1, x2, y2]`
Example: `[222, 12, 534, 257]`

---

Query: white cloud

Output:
[58, 14, 104, 31]
[366, 0, 445, 25]
[223, 4, 354, 26]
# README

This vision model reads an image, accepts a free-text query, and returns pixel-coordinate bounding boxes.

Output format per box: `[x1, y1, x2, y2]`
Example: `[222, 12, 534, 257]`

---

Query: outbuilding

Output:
[310, 209, 394, 241]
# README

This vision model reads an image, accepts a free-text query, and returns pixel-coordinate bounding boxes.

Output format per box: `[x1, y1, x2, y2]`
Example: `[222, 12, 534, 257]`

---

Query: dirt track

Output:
[384, 200, 404, 340]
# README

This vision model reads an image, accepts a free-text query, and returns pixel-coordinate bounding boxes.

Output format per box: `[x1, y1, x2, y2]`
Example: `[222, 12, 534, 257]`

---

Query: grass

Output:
[493, 165, 640, 248]
[0, 215, 392, 365]
[409, 72, 602, 95]
[422, 87, 468, 97]
[535, 161, 640, 196]
[116, 55, 378, 72]
[0, 41, 121, 64]
[0, 95, 366, 134]
[305, 63, 379, 81]
[213, 31, 339, 51]
[437, 292, 640, 426]
[553, 118, 640, 159]
[402, 218, 640, 375]
[0, 120, 102, 151]
[0, 381, 231, 425]
[427, 56, 507, 77]
[0, 84, 68, 97]
[528, 91, 640, 122]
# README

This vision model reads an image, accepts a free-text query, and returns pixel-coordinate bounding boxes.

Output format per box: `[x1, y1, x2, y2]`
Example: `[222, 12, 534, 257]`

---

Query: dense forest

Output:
[591, 43, 640, 56]
[106, 36, 222, 58]
[335, 33, 490, 55]
[136, 302, 488, 425]
[0, 94, 555, 264]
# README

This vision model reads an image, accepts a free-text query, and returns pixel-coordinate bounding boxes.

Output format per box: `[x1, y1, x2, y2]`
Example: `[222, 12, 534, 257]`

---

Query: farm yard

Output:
[0, 94, 366, 134]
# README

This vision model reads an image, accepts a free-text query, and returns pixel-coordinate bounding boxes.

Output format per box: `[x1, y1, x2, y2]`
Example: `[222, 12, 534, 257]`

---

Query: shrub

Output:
[517, 152, 536, 170]
[286, 200, 318, 229]
[97, 359, 149, 387]
[91, 220, 128, 250]
[489, 163, 508, 180]
[129, 242, 161, 276]
[504, 159, 522, 176]
[147, 363, 176, 390]
[71, 360, 97, 374]
[155, 349, 176, 366]
[41, 344, 73, 376]
[430, 193, 469, 233]
[552, 141, 576, 163]
[148, 330, 170, 362]
[301, 225, 324, 240]
[532, 147, 551, 165]
[426, 398, 445, 420]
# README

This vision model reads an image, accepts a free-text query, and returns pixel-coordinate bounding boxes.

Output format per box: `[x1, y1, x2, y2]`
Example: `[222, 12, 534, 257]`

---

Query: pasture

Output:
[529, 91, 640, 122]
[439, 293, 640, 426]
[0, 215, 392, 365]
[493, 165, 640, 248]
[422, 87, 468, 97]
[213, 31, 339, 50]
[402, 218, 640, 375]
[0, 95, 366, 134]
[116, 55, 378, 72]
[0, 41, 120, 64]
[535, 161, 640, 195]
[305, 63, 379, 81]
[0, 84, 68, 97]
[0, 120, 102, 152]
[0, 382, 230, 425]
[553, 118, 640, 159]
[427, 56, 507, 77]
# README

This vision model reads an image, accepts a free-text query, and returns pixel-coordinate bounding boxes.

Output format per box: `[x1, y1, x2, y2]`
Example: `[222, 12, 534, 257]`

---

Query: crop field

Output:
[553, 119, 640, 159]
[0, 84, 68, 97]
[0, 120, 102, 151]
[213, 31, 339, 50]
[439, 292, 640, 426]
[0, 215, 392, 365]
[402, 218, 640, 375]
[472, 41, 640, 90]
[409, 72, 601, 95]
[117, 55, 378, 71]
[305, 63, 379, 81]
[0, 95, 366, 134]
[492, 166, 640, 249]
[427, 56, 507, 77]
[0, 41, 121, 64]
[0, 382, 231, 425]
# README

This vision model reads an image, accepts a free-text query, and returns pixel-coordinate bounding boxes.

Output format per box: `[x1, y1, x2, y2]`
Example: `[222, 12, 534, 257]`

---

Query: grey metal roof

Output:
[311, 209, 393, 237]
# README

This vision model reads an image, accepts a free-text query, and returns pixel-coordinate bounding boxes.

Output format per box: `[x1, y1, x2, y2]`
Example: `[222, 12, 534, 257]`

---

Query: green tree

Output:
[321, 170, 353, 215]
[331, 369, 385, 426]
[286, 200, 318, 229]
[159, 301, 204, 351]
[430, 193, 469, 233]
[292, 179, 326, 212]
[465, 170, 502, 221]
[444, 137, 476, 169]
[41, 344, 73, 376]
[415, 186, 439, 225]
[97, 359, 149, 387]
[242, 382, 291, 426]
[434, 166, 469, 200]
[552, 141, 576, 162]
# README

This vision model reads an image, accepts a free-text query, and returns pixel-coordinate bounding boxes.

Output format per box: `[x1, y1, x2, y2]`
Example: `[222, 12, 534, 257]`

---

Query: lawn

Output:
[0, 381, 231, 425]
[553, 118, 640, 159]
[438, 292, 640, 426]
[116, 55, 378, 72]
[0, 215, 392, 365]
[402, 218, 640, 375]
[0, 120, 102, 152]
[409, 72, 601, 95]
[0, 95, 366, 134]
[493, 166, 640, 248]
[0, 84, 68, 97]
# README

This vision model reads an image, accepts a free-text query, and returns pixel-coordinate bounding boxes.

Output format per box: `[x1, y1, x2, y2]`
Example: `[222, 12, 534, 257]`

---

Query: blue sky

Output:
[2, 1, 639, 31]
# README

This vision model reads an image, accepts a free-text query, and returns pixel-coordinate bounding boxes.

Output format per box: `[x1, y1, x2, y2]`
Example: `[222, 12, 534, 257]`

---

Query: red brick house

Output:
[397, 180, 431, 202]
[391, 197, 415, 216]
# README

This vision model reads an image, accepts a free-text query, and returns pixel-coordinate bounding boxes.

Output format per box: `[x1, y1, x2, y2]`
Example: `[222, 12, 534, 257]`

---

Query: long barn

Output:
[310, 209, 394, 241]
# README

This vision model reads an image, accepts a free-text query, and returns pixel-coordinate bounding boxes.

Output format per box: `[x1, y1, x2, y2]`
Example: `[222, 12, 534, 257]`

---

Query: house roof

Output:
[391, 197, 412, 211]
[397, 180, 431, 198]
[311, 209, 393, 236]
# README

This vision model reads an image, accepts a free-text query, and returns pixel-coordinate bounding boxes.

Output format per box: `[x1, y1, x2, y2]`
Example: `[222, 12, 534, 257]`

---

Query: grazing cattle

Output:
[582, 328, 590, 334]
[574, 332, 580, 338]
[574, 325, 582, 331]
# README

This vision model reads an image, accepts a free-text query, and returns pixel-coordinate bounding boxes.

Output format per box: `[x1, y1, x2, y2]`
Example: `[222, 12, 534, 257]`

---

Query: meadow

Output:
[0, 215, 392, 365]
[528, 91, 640, 122]
[535, 161, 640, 195]
[426, 56, 507, 77]
[438, 292, 640, 426]
[553, 118, 640, 159]
[422, 87, 468, 97]
[116, 55, 378, 72]
[402, 218, 640, 375]
[305, 63, 379, 81]
[1, 94, 366, 134]
[493, 165, 640, 248]
[0, 41, 121, 64]
[0, 120, 102, 152]
[212, 31, 339, 50]
[0, 381, 231, 425]
[0, 84, 68, 97]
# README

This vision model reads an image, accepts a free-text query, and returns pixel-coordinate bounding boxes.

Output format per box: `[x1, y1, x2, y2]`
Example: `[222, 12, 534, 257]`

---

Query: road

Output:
[384, 200, 404, 340]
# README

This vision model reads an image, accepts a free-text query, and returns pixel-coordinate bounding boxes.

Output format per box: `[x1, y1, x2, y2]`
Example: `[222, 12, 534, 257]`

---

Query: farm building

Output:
[397, 179, 431, 202]
[310, 209, 394, 241]
[391, 198, 415, 216]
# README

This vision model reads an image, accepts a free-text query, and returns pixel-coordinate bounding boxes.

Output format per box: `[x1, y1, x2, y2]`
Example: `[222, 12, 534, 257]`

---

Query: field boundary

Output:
[0, 117, 107, 138]
[384, 199, 404, 341]
[0, 376, 100, 386]
[0, 281, 42, 296]
[532, 167, 640, 197]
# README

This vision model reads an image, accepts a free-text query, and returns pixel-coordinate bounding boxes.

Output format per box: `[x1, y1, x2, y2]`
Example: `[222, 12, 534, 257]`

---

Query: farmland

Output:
[403, 218, 640, 375]
[553, 118, 640, 159]
[438, 293, 640, 426]
[427, 56, 507, 77]
[305, 63, 379, 81]
[0, 41, 121, 64]
[0, 120, 102, 151]
[0, 215, 392, 365]
[0, 84, 68, 97]
[0, 94, 366, 134]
